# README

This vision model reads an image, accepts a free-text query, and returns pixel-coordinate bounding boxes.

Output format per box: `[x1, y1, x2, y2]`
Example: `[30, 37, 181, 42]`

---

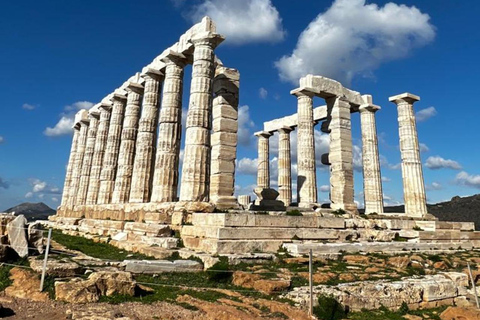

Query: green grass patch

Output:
[285, 210, 303, 216]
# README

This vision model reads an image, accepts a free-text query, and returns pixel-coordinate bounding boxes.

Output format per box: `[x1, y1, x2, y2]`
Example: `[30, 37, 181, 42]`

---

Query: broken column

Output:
[389, 93, 427, 217]
[255, 131, 272, 189]
[60, 124, 81, 207]
[151, 53, 186, 203]
[359, 100, 384, 214]
[209, 66, 239, 208]
[86, 100, 112, 205]
[180, 32, 224, 202]
[292, 89, 317, 208]
[278, 126, 293, 206]
[97, 93, 127, 204]
[129, 69, 163, 203]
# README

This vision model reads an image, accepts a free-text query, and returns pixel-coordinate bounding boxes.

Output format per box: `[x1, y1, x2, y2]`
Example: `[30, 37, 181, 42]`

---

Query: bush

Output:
[313, 295, 347, 320]
[286, 210, 303, 216]
[207, 257, 233, 283]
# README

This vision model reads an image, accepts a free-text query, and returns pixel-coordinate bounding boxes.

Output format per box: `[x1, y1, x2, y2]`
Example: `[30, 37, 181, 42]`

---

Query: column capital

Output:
[191, 32, 225, 49]
[74, 109, 89, 128]
[141, 67, 164, 80]
[389, 92, 420, 105]
[112, 93, 127, 103]
[160, 51, 188, 67]
[99, 101, 113, 111]
[290, 87, 316, 98]
[359, 103, 381, 113]
[126, 82, 144, 94]
[88, 107, 100, 118]
[278, 126, 294, 134]
[254, 131, 273, 139]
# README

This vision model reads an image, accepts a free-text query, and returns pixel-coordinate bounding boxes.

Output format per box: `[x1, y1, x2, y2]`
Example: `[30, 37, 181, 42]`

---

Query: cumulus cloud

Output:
[426, 182, 442, 191]
[236, 157, 258, 176]
[44, 101, 94, 137]
[455, 171, 480, 189]
[419, 143, 429, 153]
[275, 0, 435, 84]
[416, 106, 437, 122]
[319, 185, 330, 192]
[259, 87, 268, 99]
[26, 179, 62, 200]
[0, 136, 4, 144]
[22, 103, 36, 110]
[382, 176, 391, 182]
[425, 156, 461, 170]
[238, 105, 255, 146]
[189, 0, 285, 45]
[25, 192, 33, 199]
[380, 155, 401, 170]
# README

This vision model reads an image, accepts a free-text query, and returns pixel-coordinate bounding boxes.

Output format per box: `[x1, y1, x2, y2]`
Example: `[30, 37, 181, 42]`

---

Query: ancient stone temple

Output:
[52, 17, 480, 259]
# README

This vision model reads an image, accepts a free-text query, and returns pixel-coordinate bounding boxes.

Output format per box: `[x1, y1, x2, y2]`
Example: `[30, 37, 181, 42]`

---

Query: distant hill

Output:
[3, 202, 56, 221]
[383, 194, 480, 230]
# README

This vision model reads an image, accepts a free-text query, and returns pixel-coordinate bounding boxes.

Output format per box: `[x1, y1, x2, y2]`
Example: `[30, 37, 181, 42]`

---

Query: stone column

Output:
[389, 93, 427, 217]
[60, 125, 81, 207]
[255, 131, 272, 189]
[278, 126, 293, 206]
[151, 53, 186, 203]
[209, 67, 239, 208]
[180, 33, 224, 202]
[293, 89, 317, 207]
[112, 83, 144, 204]
[86, 101, 112, 205]
[67, 110, 89, 207]
[97, 93, 127, 204]
[129, 69, 164, 203]
[76, 107, 100, 205]
[327, 96, 356, 211]
[359, 103, 384, 214]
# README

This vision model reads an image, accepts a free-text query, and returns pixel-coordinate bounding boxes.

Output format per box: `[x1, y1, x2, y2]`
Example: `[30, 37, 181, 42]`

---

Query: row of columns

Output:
[61, 33, 243, 210]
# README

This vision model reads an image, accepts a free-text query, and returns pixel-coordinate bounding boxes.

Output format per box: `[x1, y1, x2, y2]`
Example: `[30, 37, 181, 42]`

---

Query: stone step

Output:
[435, 221, 475, 231]
[419, 230, 480, 241]
[182, 236, 284, 254]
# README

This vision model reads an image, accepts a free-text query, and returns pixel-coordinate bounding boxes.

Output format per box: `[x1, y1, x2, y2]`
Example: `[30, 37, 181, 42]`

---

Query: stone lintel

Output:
[389, 93, 420, 104]
[290, 87, 316, 97]
[361, 94, 373, 104]
[254, 131, 273, 138]
[297, 75, 364, 106]
[263, 106, 327, 132]
[359, 103, 381, 113]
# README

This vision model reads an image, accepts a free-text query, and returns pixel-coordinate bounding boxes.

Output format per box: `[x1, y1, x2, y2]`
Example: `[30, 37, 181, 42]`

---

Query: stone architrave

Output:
[86, 101, 112, 205]
[255, 131, 273, 189]
[111, 82, 144, 204]
[209, 66, 239, 208]
[60, 126, 81, 207]
[67, 110, 90, 207]
[359, 102, 384, 214]
[327, 96, 356, 211]
[151, 53, 186, 203]
[180, 32, 224, 201]
[97, 93, 127, 204]
[292, 89, 317, 207]
[278, 126, 294, 206]
[129, 69, 164, 203]
[389, 93, 427, 217]
[76, 107, 100, 205]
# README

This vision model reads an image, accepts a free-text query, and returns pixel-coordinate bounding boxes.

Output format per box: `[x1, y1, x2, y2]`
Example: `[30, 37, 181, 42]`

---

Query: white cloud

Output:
[275, 0, 435, 84]
[32, 179, 47, 193]
[426, 182, 442, 191]
[352, 145, 363, 172]
[259, 87, 268, 99]
[22, 103, 36, 110]
[189, 0, 285, 45]
[416, 106, 437, 122]
[455, 171, 480, 189]
[425, 156, 461, 170]
[44, 101, 94, 137]
[51, 197, 59, 202]
[319, 185, 330, 192]
[25, 192, 33, 198]
[380, 155, 401, 170]
[381, 176, 391, 182]
[0, 136, 4, 144]
[238, 105, 255, 146]
[236, 157, 258, 176]
[27, 178, 62, 196]
[419, 143, 429, 153]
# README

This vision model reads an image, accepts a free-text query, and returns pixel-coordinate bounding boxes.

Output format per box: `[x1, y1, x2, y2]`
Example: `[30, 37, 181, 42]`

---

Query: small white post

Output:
[468, 262, 480, 309]
[309, 248, 313, 316]
[39, 228, 52, 292]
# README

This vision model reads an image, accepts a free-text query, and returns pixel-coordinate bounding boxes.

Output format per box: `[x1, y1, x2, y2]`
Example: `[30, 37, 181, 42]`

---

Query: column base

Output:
[331, 202, 358, 214]
[211, 196, 240, 210]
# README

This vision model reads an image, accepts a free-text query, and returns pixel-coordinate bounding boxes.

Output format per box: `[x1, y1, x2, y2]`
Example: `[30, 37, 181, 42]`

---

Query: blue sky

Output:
[1, 0, 479, 210]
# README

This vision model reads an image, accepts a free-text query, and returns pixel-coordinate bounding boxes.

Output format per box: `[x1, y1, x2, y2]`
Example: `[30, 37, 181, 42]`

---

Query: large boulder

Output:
[6, 215, 29, 257]
[29, 257, 83, 277]
[124, 259, 203, 274]
[440, 307, 480, 320]
[27, 222, 44, 254]
[4, 267, 49, 302]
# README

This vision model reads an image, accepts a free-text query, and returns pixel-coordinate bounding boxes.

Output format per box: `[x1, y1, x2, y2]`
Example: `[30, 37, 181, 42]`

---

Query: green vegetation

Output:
[285, 210, 303, 216]
[393, 233, 408, 242]
[413, 226, 424, 231]
[332, 209, 346, 216]
[313, 295, 347, 320]
[349, 305, 447, 320]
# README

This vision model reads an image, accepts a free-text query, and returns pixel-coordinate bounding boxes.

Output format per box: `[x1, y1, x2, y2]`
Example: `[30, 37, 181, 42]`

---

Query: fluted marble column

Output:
[255, 131, 272, 189]
[209, 67, 239, 208]
[151, 53, 186, 203]
[180, 33, 224, 202]
[112, 83, 144, 204]
[60, 125, 81, 207]
[360, 103, 384, 214]
[327, 96, 356, 211]
[293, 89, 317, 207]
[278, 126, 293, 206]
[389, 93, 427, 217]
[86, 102, 112, 205]
[129, 69, 163, 203]
[76, 107, 100, 205]
[67, 110, 89, 207]
[97, 93, 127, 204]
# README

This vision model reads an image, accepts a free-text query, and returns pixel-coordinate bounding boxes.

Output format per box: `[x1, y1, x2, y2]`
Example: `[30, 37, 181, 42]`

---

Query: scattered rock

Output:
[388, 256, 411, 269]
[440, 306, 480, 320]
[27, 222, 44, 254]
[434, 261, 449, 270]
[343, 255, 370, 264]
[124, 259, 203, 274]
[4, 267, 49, 302]
[6, 215, 29, 257]
[404, 315, 422, 320]
[339, 273, 356, 282]
[29, 257, 83, 277]
[232, 271, 290, 294]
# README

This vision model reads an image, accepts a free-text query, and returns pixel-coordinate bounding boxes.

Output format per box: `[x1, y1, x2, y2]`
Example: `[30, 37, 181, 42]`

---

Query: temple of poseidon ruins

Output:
[50, 17, 480, 259]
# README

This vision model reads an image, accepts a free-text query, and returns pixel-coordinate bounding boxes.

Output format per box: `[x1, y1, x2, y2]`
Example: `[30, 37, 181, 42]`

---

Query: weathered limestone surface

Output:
[67, 110, 89, 207]
[86, 102, 112, 205]
[293, 90, 317, 207]
[390, 93, 427, 217]
[129, 69, 163, 203]
[359, 101, 384, 214]
[237, 195, 251, 208]
[77, 107, 100, 205]
[151, 53, 186, 203]
[180, 33, 224, 201]
[264, 106, 328, 132]
[97, 94, 127, 204]
[255, 131, 272, 189]
[278, 126, 293, 206]
[7, 215, 29, 258]
[124, 259, 202, 274]
[210, 66, 239, 208]
[60, 126, 80, 207]
[112, 81, 144, 204]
